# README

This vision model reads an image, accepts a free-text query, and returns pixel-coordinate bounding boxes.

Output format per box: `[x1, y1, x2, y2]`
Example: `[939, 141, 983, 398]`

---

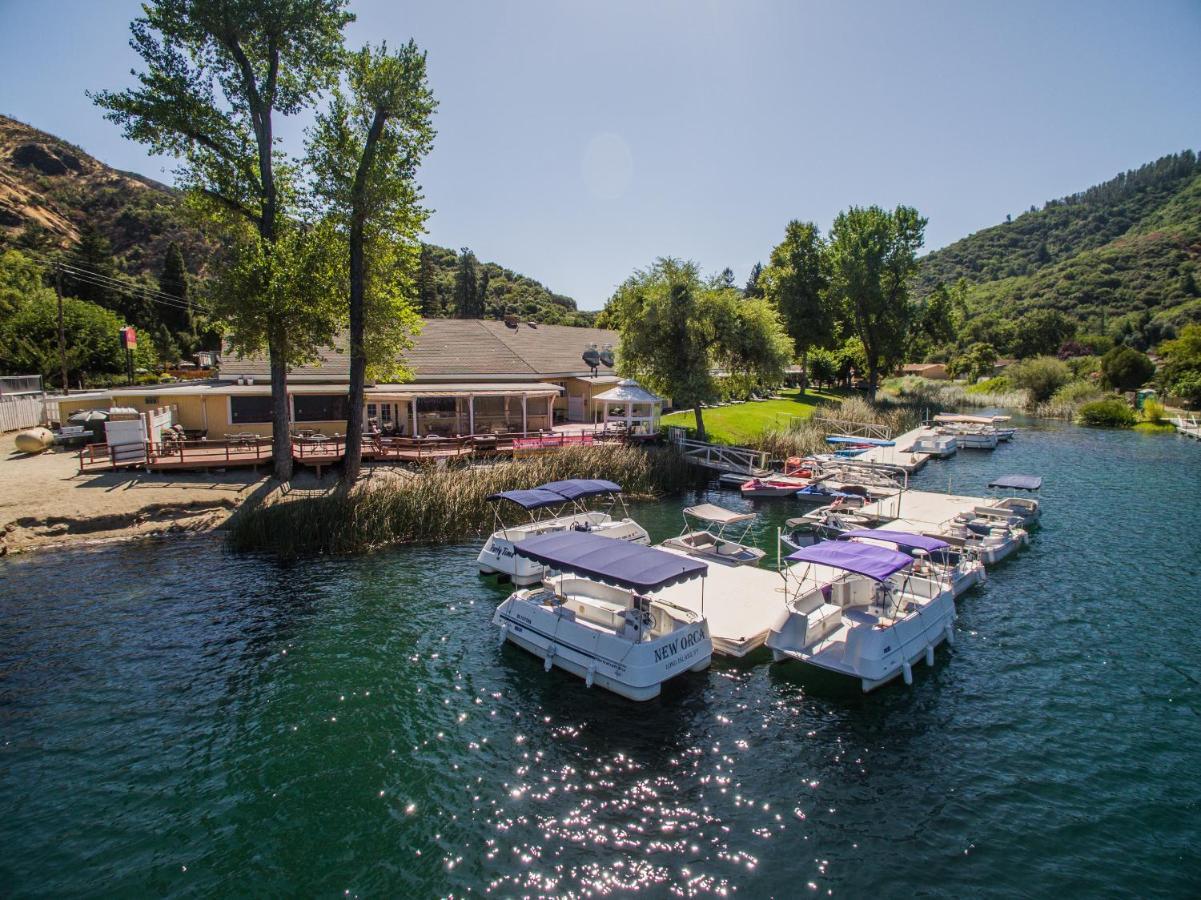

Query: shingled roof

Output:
[221, 319, 618, 382]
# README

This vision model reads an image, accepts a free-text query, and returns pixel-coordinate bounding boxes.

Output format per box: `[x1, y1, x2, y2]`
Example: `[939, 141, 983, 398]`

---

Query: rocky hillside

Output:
[917, 151, 1201, 333]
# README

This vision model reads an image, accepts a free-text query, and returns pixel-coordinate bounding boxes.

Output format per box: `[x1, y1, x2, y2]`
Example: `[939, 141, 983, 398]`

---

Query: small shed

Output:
[594, 380, 663, 435]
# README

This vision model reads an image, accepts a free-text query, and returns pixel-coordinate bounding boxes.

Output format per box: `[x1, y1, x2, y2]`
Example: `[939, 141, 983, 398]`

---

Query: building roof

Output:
[219, 319, 620, 382]
[594, 379, 662, 403]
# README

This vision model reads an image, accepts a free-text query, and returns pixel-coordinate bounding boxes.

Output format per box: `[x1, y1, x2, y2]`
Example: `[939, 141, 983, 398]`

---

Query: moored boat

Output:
[740, 456, 815, 499]
[477, 478, 649, 584]
[661, 503, 766, 566]
[766, 541, 957, 691]
[837, 529, 985, 598]
[494, 531, 713, 700]
[979, 474, 1043, 525]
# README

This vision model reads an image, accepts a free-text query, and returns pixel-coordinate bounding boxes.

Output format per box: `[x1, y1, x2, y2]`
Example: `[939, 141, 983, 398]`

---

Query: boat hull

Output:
[494, 598, 713, 701]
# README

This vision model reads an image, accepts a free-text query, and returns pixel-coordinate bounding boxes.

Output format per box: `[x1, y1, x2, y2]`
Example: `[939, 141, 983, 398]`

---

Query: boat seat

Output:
[805, 604, 844, 646]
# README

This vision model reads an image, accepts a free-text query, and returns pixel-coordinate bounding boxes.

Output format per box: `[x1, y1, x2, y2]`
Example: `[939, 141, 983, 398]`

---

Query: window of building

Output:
[230, 395, 274, 424]
[380, 403, 392, 422]
[294, 394, 350, 422]
[366, 403, 378, 421]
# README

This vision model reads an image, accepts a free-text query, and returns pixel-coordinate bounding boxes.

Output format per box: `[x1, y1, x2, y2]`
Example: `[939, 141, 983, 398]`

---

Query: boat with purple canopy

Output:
[767, 540, 956, 691]
[837, 529, 985, 598]
[494, 530, 713, 700]
[477, 479, 649, 584]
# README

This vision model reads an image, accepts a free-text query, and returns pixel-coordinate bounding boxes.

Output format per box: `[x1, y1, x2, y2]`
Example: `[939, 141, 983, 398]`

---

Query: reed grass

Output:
[748, 396, 921, 461]
[879, 376, 1027, 410]
[226, 444, 704, 559]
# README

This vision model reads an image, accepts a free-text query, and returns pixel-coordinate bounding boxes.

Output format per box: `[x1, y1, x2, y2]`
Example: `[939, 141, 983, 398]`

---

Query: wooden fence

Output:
[0, 396, 46, 433]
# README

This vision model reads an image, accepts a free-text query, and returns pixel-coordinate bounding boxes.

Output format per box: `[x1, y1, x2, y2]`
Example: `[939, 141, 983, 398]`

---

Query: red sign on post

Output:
[120, 326, 137, 350]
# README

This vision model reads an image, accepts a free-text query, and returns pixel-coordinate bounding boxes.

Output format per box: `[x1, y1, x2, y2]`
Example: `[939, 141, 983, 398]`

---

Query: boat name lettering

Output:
[654, 630, 705, 663]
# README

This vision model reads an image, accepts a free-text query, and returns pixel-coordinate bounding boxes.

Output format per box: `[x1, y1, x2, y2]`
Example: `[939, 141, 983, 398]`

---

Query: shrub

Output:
[1037, 379, 1104, 419]
[1008, 356, 1072, 405]
[966, 376, 1011, 394]
[1100, 346, 1155, 391]
[1141, 399, 1166, 425]
[1076, 398, 1136, 428]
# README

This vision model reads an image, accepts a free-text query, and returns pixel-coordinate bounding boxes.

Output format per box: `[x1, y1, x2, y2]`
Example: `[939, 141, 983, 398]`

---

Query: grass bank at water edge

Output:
[226, 444, 704, 559]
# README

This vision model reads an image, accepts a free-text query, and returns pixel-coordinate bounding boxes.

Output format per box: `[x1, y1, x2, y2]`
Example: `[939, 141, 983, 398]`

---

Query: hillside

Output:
[0, 114, 585, 328]
[918, 151, 1201, 332]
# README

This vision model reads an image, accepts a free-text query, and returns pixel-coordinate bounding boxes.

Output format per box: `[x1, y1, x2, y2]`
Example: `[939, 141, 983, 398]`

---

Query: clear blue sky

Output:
[2, 0, 1199, 309]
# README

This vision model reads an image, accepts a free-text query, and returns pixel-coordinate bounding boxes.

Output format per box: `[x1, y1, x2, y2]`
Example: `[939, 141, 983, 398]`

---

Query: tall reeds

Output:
[226, 444, 703, 558]
[749, 397, 921, 461]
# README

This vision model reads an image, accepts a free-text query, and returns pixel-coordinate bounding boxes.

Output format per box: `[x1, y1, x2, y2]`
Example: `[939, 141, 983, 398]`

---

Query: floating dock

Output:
[847, 426, 931, 473]
[654, 547, 790, 656]
[857, 489, 989, 527]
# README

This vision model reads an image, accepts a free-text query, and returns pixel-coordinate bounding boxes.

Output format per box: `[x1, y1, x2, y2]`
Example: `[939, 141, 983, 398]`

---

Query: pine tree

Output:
[416, 245, 440, 315]
[477, 266, 491, 317]
[744, 261, 764, 298]
[453, 248, 480, 318]
[716, 267, 736, 290]
[157, 241, 191, 337]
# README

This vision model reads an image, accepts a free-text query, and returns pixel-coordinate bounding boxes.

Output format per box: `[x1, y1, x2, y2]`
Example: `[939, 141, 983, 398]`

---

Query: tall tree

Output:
[453, 248, 480, 318]
[476, 265, 491, 317]
[715, 267, 736, 290]
[92, 0, 354, 481]
[157, 240, 192, 340]
[308, 40, 436, 481]
[826, 205, 927, 397]
[416, 244, 439, 315]
[761, 220, 833, 395]
[744, 261, 764, 298]
[604, 259, 789, 439]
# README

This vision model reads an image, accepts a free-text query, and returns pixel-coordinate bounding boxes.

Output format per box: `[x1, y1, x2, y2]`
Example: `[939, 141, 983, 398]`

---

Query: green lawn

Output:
[661, 388, 844, 444]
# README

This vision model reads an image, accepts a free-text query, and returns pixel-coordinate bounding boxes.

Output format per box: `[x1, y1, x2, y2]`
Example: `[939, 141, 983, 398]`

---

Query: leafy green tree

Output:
[477, 265, 491, 316]
[806, 347, 839, 387]
[826, 205, 927, 397]
[93, 0, 354, 480]
[0, 249, 47, 314]
[605, 258, 789, 439]
[948, 342, 998, 382]
[714, 267, 737, 290]
[959, 312, 1016, 356]
[453, 248, 481, 318]
[1159, 324, 1201, 403]
[761, 220, 833, 394]
[1009, 356, 1071, 404]
[1, 294, 127, 386]
[308, 40, 436, 480]
[1012, 309, 1076, 358]
[1100, 345, 1155, 391]
[910, 281, 959, 360]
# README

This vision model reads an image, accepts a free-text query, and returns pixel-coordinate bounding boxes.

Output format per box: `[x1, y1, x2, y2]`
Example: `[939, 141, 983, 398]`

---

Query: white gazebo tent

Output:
[594, 379, 663, 435]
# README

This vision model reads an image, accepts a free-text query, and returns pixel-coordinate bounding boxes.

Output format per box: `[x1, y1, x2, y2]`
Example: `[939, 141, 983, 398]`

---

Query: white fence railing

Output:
[0, 395, 46, 432]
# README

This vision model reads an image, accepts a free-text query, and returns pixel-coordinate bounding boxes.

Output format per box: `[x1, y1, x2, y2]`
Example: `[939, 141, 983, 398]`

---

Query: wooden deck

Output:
[77, 428, 626, 475]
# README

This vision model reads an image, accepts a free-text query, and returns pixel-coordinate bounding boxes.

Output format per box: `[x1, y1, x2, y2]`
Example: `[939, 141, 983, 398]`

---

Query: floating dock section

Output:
[849, 427, 932, 473]
[857, 489, 989, 527]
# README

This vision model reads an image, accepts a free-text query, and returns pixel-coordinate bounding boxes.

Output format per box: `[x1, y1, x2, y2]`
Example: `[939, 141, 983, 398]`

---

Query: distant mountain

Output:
[918, 151, 1201, 332]
[0, 113, 586, 326]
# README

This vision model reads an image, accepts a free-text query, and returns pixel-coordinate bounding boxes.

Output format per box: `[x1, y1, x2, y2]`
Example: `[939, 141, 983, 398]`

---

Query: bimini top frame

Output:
[515, 529, 707, 592]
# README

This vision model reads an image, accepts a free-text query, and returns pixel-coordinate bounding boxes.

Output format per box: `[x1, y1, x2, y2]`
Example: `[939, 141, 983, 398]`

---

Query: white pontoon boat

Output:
[978, 474, 1042, 525]
[837, 529, 985, 598]
[660, 503, 766, 566]
[766, 541, 957, 691]
[494, 531, 713, 700]
[477, 479, 649, 584]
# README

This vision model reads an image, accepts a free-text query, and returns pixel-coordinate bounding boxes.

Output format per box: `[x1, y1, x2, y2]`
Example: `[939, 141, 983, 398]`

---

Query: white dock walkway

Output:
[852, 427, 931, 472]
[654, 548, 789, 656]
[858, 489, 988, 527]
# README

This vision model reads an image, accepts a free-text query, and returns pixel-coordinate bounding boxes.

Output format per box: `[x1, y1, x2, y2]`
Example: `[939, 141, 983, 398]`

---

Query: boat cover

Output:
[535, 478, 623, 499]
[486, 488, 569, 510]
[825, 435, 895, 446]
[797, 484, 858, 500]
[683, 503, 755, 524]
[988, 474, 1042, 491]
[839, 529, 950, 552]
[514, 530, 707, 590]
[786, 541, 913, 581]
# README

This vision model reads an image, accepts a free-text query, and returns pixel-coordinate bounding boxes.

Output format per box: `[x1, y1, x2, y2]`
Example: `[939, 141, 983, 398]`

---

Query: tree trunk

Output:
[799, 349, 808, 397]
[343, 219, 366, 483]
[269, 327, 292, 481]
[693, 405, 706, 441]
[867, 364, 879, 401]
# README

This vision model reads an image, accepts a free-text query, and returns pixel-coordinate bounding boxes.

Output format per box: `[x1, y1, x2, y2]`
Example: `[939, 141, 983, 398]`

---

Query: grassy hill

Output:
[918, 151, 1201, 332]
[0, 114, 586, 327]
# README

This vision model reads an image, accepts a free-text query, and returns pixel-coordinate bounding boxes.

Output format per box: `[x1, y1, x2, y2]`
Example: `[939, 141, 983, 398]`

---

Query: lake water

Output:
[2, 420, 1200, 896]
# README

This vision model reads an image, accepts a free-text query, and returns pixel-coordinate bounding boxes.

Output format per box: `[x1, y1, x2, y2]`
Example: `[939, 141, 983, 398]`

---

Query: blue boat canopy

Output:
[514, 530, 707, 591]
[486, 488, 569, 510]
[988, 474, 1043, 491]
[534, 478, 623, 500]
[825, 435, 895, 447]
[838, 529, 950, 553]
[786, 541, 913, 581]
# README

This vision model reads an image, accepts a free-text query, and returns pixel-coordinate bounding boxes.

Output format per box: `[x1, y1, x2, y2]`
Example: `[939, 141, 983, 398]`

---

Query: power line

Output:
[21, 248, 215, 315]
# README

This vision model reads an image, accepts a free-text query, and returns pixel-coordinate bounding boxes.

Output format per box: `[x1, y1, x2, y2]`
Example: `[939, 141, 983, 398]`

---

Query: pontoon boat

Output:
[660, 503, 766, 566]
[837, 529, 985, 598]
[478, 478, 649, 584]
[766, 541, 957, 691]
[979, 474, 1042, 525]
[494, 531, 713, 700]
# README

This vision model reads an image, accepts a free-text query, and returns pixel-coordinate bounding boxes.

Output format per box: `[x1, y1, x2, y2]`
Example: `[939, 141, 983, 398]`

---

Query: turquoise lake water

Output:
[1, 420, 1200, 896]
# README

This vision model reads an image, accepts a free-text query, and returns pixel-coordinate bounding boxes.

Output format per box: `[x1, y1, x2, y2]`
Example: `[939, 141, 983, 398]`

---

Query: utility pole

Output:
[55, 263, 69, 396]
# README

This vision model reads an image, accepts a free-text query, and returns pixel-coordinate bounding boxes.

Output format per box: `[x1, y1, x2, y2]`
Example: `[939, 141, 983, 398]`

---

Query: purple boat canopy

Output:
[838, 529, 950, 553]
[514, 530, 707, 591]
[534, 478, 623, 500]
[486, 488, 570, 510]
[786, 540, 913, 581]
[988, 474, 1043, 491]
